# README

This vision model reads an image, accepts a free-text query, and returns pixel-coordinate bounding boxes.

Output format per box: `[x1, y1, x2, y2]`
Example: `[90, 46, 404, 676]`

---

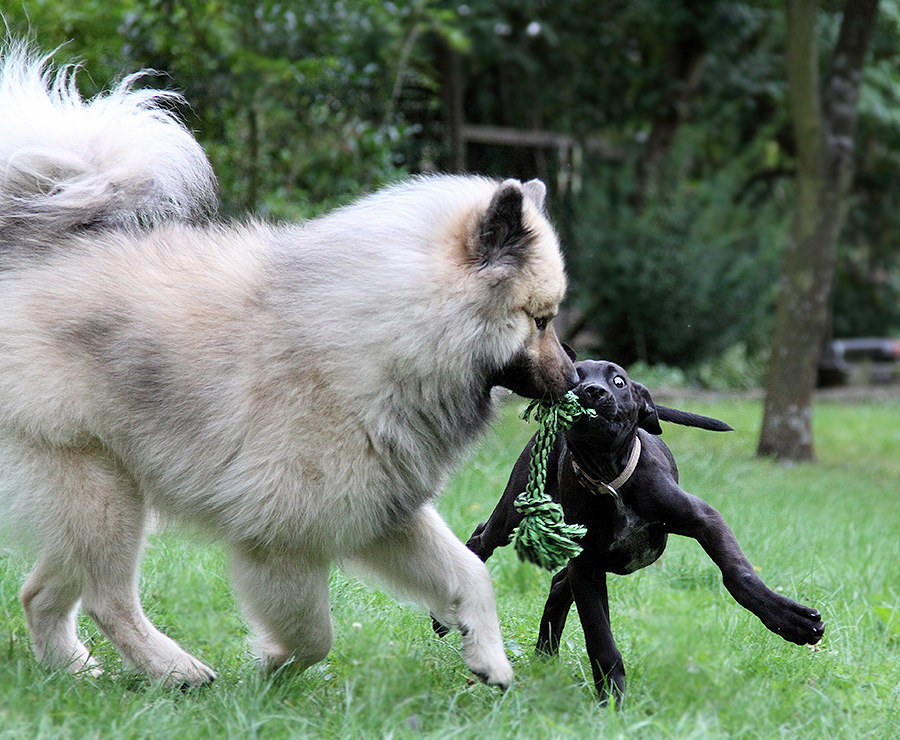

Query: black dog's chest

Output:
[561, 455, 667, 576]
[604, 496, 667, 575]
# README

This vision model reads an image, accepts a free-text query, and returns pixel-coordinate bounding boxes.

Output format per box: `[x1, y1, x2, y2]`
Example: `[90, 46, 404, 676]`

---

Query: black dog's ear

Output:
[476, 180, 535, 268]
[634, 382, 663, 435]
[562, 343, 577, 361]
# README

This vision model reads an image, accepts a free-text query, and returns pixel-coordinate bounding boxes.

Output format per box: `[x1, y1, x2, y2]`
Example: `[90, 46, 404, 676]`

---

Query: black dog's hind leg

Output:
[569, 561, 625, 704]
[535, 568, 573, 657]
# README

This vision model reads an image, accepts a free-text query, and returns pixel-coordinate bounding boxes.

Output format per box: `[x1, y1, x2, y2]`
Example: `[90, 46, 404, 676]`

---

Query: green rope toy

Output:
[510, 391, 597, 571]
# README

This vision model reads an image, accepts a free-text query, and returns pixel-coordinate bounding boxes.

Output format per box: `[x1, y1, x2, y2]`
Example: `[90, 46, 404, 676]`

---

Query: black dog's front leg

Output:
[569, 560, 625, 704]
[465, 436, 550, 562]
[535, 568, 573, 657]
[641, 480, 825, 645]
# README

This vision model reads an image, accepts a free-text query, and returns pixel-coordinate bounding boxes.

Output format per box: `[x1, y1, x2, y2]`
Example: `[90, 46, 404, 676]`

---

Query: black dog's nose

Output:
[580, 383, 609, 405]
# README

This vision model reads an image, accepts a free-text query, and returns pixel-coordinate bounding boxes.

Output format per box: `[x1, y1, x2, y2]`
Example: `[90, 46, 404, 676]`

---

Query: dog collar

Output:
[571, 435, 642, 496]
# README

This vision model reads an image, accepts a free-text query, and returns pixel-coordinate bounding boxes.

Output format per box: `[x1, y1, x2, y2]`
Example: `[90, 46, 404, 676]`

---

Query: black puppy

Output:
[464, 360, 825, 703]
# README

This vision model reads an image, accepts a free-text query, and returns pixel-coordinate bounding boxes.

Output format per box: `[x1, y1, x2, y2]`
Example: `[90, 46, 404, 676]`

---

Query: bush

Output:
[565, 132, 789, 368]
[693, 342, 768, 391]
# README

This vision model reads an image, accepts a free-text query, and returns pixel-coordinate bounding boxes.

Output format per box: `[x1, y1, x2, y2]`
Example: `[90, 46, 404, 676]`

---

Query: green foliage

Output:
[623, 361, 688, 390]
[442, 1, 797, 367]
[623, 342, 768, 392]
[568, 135, 789, 367]
[693, 343, 769, 391]
[5, 0, 454, 219]
[833, 2, 900, 338]
[117, 0, 430, 218]
[6, 0, 900, 358]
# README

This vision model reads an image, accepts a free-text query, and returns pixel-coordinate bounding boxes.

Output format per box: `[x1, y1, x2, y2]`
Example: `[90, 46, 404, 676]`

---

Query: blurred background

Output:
[5, 0, 899, 454]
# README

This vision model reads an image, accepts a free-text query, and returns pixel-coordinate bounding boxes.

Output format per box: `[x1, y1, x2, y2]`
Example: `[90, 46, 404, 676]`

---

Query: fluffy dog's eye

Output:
[613, 376, 626, 388]
[533, 316, 548, 331]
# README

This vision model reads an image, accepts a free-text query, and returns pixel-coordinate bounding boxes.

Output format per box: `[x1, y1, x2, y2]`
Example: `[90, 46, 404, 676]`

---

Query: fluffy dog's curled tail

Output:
[0, 40, 217, 251]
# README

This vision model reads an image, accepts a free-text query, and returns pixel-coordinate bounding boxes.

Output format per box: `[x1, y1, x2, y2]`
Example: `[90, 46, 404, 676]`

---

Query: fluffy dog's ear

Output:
[476, 180, 535, 269]
[634, 382, 663, 435]
[523, 179, 547, 212]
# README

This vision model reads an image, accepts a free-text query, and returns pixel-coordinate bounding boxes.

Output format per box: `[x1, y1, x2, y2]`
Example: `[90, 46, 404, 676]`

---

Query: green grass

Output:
[2, 397, 899, 739]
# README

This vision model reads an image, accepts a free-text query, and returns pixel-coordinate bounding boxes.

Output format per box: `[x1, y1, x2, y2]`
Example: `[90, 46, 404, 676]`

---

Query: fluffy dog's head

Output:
[566, 360, 662, 448]
[454, 178, 577, 400]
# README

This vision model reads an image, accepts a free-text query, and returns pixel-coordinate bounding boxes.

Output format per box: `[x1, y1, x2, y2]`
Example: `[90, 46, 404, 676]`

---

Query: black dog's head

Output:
[567, 360, 662, 448]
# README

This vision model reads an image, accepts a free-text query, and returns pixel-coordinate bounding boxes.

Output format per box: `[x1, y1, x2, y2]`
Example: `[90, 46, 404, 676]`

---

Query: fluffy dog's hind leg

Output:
[20, 558, 101, 676]
[230, 549, 334, 673]
[82, 574, 217, 688]
[348, 505, 513, 689]
[16, 443, 214, 687]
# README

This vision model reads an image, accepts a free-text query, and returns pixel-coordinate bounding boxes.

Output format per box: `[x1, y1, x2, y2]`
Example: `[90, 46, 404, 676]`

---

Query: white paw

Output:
[73, 654, 104, 679]
[159, 655, 217, 689]
[35, 640, 103, 678]
[133, 649, 217, 688]
[462, 639, 514, 689]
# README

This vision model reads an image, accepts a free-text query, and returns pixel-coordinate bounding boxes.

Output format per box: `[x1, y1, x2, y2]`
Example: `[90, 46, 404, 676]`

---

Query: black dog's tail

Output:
[656, 405, 733, 432]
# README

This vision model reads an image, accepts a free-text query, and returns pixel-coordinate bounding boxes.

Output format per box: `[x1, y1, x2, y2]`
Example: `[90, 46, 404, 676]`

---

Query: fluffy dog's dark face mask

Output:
[566, 359, 662, 448]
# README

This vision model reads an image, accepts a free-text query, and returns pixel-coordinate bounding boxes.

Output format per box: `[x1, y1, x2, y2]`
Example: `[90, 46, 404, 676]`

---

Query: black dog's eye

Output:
[534, 316, 548, 331]
[613, 376, 626, 389]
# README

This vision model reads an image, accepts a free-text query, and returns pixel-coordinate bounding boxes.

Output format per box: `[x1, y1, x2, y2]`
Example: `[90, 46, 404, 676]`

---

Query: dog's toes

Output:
[795, 606, 826, 645]
[805, 614, 826, 645]
[158, 656, 217, 689]
[463, 647, 514, 690]
[768, 600, 826, 645]
[470, 666, 512, 691]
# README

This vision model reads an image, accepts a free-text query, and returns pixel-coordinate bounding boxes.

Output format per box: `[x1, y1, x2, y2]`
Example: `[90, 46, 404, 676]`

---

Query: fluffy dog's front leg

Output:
[348, 504, 513, 689]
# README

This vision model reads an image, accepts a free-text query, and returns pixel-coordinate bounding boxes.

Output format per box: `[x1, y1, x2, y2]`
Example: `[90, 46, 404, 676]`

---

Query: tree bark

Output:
[757, 0, 878, 461]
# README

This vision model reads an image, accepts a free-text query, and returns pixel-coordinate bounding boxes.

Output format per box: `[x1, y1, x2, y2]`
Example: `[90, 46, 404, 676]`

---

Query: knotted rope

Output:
[510, 391, 596, 571]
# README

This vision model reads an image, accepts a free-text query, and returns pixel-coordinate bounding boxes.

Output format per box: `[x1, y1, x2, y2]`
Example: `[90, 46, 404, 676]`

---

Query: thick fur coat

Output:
[0, 43, 577, 687]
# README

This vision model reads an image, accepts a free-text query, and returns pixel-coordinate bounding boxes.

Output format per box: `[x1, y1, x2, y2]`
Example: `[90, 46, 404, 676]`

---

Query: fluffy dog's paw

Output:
[461, 638, 514, 690]
[468, 659, 514, 690]
[155, 655, 217, 689]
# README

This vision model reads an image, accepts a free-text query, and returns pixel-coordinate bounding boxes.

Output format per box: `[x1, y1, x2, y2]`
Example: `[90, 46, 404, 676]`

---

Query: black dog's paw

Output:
[593, 664, 626, 707]
[464, 522, 491, 561]
[761, 595, 825, 645]
[431, 615, 451, 638]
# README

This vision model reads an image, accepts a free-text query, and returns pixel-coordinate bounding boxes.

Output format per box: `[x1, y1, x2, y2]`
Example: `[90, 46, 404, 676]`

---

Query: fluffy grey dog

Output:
[0, 43, 577, 688]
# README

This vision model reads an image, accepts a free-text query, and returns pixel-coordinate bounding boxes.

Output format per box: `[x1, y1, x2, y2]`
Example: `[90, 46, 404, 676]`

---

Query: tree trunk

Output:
[757, 0, 878, 461]
[440, 41, 466, 173]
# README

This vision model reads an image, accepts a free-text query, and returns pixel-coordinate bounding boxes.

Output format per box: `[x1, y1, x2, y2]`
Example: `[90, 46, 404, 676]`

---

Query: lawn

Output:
[1, 396, 898, 739]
